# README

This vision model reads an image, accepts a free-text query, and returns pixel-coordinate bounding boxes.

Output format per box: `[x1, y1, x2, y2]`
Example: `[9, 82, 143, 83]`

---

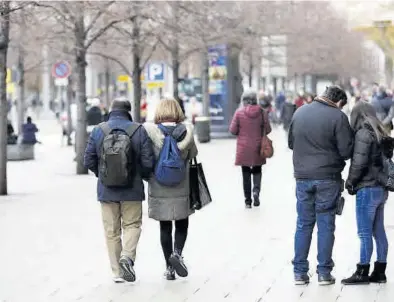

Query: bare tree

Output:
[37, 1, 122, 174]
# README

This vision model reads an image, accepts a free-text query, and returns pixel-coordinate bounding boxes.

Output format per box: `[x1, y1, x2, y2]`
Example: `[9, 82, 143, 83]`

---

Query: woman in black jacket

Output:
[342, 101, 392, 285]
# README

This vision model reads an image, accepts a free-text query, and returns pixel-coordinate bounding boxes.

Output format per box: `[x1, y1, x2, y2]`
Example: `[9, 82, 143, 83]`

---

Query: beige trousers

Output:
[101, 201, 142, 277]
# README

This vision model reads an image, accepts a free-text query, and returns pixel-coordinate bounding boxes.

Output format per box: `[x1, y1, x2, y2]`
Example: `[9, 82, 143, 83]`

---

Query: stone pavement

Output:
[1, 121, 394, 302]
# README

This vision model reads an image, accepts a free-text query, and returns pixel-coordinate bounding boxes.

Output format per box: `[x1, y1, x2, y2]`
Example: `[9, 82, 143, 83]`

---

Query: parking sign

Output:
[147, 63, 164, 81]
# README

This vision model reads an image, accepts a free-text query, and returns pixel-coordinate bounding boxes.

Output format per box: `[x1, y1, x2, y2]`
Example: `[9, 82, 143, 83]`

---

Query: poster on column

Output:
[208, 45, 227, 125]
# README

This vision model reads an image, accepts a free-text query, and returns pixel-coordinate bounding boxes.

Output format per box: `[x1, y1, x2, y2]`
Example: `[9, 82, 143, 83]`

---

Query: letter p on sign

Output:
[148, 63, 164, 81]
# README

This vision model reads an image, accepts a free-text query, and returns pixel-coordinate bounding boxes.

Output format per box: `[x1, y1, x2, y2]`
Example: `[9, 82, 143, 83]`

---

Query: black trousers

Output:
[160, 218, 189, 266]
[242, 166, 262, 202]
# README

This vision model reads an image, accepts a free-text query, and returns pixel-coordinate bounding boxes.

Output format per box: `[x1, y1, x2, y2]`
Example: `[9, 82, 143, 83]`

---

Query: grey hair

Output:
[241, 89, 258, 105]
[110, 98, 132, 112]
[350, 101, 388, 142]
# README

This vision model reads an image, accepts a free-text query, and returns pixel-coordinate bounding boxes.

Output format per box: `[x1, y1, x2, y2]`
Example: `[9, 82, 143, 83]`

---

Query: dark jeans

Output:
[160, 218, 189, 266]
[241, 166, 262, 203]
[356, 187, 388, 265]
[293, 179, 341, 276]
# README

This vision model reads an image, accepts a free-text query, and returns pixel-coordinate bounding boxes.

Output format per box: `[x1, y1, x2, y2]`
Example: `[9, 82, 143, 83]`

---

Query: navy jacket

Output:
[22, 123, 38, 144]
[83, 110, 155, 202]
[288, 100, 354, 180]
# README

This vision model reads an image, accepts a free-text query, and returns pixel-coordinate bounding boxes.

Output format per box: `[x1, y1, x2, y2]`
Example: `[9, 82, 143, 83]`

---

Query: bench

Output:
[7, 144, 35, 161]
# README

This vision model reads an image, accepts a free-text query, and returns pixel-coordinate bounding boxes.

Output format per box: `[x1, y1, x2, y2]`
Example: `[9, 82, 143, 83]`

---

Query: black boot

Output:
[341, 264, 370, 285]
[252, 173, 262, 207]
[370, 262, 387, 283]
[242, 167, 252, 207]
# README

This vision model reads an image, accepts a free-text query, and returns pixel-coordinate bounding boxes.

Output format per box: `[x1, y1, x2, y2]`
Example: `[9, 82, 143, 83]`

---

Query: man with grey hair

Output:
[84, 99, 154, 283]
[288, 85, 354, 286]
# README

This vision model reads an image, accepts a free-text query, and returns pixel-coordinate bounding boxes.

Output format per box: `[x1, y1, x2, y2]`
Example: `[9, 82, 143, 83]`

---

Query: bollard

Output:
[194, 116, 211, 143]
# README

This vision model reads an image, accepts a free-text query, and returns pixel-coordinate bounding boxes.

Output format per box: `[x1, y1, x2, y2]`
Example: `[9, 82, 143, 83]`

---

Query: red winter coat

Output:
[230, 105, 272, 167]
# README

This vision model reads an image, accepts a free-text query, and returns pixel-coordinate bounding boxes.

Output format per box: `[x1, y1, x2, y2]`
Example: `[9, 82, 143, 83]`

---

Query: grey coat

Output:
[144, 122, 198, 221]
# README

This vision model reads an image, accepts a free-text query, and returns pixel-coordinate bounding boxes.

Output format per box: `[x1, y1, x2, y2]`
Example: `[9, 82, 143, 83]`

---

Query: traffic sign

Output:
[52, 61, 71, 79]
[147, 63, 164, 81]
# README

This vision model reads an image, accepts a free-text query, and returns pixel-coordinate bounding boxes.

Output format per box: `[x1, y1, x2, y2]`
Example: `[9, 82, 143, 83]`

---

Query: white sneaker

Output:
[113, 277, 125, 283]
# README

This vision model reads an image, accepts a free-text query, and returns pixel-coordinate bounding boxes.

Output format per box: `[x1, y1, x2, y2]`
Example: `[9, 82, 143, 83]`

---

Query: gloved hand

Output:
[345, 180, 356, 195]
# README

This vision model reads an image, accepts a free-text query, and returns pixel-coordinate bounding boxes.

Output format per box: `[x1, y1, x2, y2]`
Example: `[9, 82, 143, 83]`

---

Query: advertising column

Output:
[208, 45, 228, 127]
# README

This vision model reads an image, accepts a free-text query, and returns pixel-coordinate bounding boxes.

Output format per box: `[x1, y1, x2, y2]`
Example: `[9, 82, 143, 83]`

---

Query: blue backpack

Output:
[154, 124, 186, 186]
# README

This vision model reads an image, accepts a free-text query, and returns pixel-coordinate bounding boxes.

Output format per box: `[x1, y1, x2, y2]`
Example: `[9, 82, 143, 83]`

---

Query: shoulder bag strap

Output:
[98, 122, 111, 136]
[125, 123, 141, 138]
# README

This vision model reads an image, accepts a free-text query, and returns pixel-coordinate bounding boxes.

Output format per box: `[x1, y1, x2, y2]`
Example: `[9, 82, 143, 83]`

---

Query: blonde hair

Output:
[154, 97, 185, 124]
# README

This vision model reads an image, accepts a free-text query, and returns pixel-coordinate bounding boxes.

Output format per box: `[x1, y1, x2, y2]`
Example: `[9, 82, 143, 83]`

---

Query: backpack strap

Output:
[125, 123, 141, 138]
[99, 122, 111, 136]
[158, 124, 171, 136]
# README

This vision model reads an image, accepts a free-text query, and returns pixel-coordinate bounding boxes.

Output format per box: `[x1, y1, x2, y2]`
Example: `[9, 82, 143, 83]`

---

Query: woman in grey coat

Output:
[144, 98, 198, 281]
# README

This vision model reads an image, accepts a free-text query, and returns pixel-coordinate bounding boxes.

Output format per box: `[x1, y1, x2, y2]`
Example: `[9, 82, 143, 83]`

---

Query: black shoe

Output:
[318, 273, 336, 286]
[119, 256, 136, 282]
[370, 262, 387, 283]
[164, 266, 176, 281]
[245, 199, 252, 209]
[294, 274, 310, 285]
[169, 252, 188, 277]
[253, 192, 260, 207]
[341, 264, 370, 285]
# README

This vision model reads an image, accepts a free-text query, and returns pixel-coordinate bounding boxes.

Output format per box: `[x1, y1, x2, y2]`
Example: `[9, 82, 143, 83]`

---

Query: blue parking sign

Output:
[147, 63, 164, 81]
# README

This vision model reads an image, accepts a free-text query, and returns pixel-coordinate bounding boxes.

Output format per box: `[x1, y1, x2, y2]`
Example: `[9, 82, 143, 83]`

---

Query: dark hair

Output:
[322, 85, 347, 103]
[110, 99, 132, 112]
[350, 101, 388, 142]
[27, 116, 32, 123]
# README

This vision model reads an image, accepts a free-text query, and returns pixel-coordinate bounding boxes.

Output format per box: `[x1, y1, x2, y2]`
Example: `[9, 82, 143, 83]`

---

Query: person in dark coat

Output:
[370, 86, 394, 133]
[7, 120, 17, 145]
[84, 99, 155, 284]
[342, 101, 391, 285]
[230, 89, 271, 208]
[288, 85, 354, 286]
[281, 94, 296, 131]
[22, 117, 39, 145]
[87, 99, 104, 126]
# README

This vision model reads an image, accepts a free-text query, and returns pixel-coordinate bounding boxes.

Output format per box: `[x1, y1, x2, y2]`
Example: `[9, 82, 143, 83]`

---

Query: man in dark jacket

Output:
[22, 116, 39, 145]
[370, 86, 394, 133]
[288, 85, 354, 286]
[84, 99, 155, 283]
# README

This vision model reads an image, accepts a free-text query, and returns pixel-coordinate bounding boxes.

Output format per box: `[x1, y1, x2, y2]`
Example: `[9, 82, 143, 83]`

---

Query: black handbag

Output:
[189, 157, 212, 210]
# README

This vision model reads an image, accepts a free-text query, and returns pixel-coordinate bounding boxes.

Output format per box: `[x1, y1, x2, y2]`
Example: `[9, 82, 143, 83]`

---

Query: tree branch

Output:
[88, 51, 131, 76]
[84, 1, 115, 37]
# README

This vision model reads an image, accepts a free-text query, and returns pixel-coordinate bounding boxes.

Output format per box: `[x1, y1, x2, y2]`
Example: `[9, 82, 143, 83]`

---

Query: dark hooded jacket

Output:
[83, 110, 155, 202]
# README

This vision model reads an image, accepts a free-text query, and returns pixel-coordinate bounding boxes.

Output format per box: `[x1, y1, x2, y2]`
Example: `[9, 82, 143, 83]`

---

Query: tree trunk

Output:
[201, 50, 210, 117]
[248, 57, 253, 88]
[132, 16, 141, 122]
[172, 41, 180, 101]
[16, 48, 25, 135]
[66, 77, 73, 146]
[75, 14, 88, 175]
[104, 60, 110, 109]
[0, 2, 10, 195]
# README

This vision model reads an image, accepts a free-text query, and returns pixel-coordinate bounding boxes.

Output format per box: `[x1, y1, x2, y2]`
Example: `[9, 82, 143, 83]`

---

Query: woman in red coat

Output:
[230, 89, 272, 208]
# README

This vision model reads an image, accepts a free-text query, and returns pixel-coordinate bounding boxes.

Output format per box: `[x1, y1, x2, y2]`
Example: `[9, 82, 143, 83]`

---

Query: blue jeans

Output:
[293, 180, 341, 276]
[356, 187, 388, 265]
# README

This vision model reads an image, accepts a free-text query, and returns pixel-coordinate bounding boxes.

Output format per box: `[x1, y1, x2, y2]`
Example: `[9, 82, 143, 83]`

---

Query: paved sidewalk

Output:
[1, 124, 394, 302]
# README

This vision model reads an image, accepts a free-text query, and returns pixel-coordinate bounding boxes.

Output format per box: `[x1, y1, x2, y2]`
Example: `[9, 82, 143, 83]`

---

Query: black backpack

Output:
[381, 136, 394, 191]
[98, 122, 140, 187]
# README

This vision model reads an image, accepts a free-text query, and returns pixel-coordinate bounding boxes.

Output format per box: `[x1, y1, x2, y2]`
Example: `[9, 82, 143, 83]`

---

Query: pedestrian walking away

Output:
[342, 101, 392, 285]
[288, 85, 354, 286]
[83, 99, 155, 283]
[144, 97, 198, 281]
[230, 89, 272, 209]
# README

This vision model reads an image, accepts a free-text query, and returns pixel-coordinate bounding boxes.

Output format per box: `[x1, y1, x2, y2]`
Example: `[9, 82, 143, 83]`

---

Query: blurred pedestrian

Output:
[143, 98, 198, 281]
[7, 120, 17, 145]
[370, 86, 394, 134]
[22, 116, 40, 145]
[140, 97, 147, 123]
[230, 89, 271, 208]
[288, 85, 354, 286]
[87, 98, 104, 127]
[294, 92, 306, 108]
[342, 101, 391, 285]
[84, 99, 155, 283]
[281, 93, 296, 132]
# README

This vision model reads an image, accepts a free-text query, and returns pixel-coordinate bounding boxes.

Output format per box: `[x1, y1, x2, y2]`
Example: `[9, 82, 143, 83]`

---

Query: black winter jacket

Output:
[346, 124, 386, 192]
